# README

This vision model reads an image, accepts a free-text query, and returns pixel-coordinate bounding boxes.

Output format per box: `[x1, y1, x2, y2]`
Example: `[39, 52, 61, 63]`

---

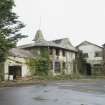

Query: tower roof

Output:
[19, 30, 77, 52]
[33, 30, 45, 42]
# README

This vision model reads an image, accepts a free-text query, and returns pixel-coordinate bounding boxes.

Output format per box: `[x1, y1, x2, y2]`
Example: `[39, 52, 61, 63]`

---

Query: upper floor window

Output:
[56, 49, 60, 56]
[95, 51, 102, 57]
[83, 53, 88, 58]
[49, 48, 53, 55]
[62, 50, 65, 56]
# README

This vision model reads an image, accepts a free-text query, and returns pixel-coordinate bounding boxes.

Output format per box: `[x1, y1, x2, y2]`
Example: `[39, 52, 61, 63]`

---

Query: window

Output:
[55, 62, 60, 73]
[62, 50, 65, 56]
[95, 51, 102, 57]
[83, 53, 88, 58]
[56, 49, 60, 56]
[93, 64, 102, 74]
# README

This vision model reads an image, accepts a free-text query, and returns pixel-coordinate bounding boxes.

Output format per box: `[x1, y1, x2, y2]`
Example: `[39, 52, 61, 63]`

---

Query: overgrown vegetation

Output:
[27, 58, 50, 76]
[26, 47, 50, 76]
[0, 63, 4, 81]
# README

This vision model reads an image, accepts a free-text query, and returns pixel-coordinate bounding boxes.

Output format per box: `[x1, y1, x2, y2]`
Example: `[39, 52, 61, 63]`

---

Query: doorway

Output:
[9, 66, 22, 79]
[86, 63, 91, 75]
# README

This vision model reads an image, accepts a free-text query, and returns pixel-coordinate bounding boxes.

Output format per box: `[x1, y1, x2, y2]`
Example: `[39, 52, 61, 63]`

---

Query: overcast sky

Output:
[14, 0, 105, 46]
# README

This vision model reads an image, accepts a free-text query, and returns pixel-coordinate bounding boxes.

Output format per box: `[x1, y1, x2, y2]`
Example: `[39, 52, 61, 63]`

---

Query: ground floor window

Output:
[93, 64, 103, 75]
[9, 66, 22, 79]
[55, 62, 60, 73]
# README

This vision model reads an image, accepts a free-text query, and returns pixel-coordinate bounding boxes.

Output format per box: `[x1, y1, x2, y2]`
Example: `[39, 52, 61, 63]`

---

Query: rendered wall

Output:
[78, 43, 103, 76]
[4, 56, 31, 80]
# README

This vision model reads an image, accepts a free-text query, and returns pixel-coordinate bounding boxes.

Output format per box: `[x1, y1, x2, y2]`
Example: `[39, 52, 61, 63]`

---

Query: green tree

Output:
[0, 0, 26, 62]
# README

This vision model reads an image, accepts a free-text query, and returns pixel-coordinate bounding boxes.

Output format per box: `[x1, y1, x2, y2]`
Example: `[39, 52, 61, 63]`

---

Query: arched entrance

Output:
[86, 63, 91, 75]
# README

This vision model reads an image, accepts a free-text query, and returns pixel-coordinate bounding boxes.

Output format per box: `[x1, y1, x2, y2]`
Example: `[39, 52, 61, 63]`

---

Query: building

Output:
[77, 41, 104, 76]
[102, 44, 105, 74]
[3, 30, 77, 80]
[3, 48, 33, 80]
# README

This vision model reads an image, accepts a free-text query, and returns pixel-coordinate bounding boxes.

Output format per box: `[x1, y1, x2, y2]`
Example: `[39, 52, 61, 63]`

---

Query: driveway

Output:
[0, 79, 105, 105]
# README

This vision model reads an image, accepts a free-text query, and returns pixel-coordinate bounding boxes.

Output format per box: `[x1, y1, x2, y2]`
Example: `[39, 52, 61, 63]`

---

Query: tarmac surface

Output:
[0, 79, 105, 105]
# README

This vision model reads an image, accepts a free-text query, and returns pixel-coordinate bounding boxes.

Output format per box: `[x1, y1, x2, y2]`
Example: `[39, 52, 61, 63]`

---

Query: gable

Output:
[77, 41, 102, 50]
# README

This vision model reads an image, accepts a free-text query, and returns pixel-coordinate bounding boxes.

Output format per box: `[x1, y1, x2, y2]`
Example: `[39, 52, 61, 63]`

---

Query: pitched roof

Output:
[76, 41, 103, 49]
[9, 48, 34, 58]
[18, 30, 77, 52]
[18, 38, 77, 52]
[52, 38, 77, 51]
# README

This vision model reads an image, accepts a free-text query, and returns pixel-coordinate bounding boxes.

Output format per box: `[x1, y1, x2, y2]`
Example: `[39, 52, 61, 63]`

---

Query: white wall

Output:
[78, 43, 103, 64]
[65, 51, 75, 74]
[50, 48, 76, 75]
[4, 56, 31, 80]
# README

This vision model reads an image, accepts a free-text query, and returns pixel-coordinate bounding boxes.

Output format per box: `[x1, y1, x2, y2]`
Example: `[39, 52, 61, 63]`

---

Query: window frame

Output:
[94, 51, 102, 57]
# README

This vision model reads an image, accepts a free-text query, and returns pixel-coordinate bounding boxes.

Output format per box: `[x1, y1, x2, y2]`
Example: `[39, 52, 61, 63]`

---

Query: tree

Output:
[0, 0, 26, 62]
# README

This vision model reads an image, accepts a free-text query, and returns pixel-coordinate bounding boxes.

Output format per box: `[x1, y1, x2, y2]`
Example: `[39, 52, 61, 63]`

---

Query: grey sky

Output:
[14, 0, 105, 46]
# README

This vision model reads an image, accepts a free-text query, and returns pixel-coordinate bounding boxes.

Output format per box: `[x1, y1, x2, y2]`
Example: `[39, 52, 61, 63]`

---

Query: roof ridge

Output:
[76, 40, 103, 48]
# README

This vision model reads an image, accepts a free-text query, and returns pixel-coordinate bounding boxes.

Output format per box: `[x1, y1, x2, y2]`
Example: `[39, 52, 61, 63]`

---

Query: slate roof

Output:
[9, 48, 34, 58]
